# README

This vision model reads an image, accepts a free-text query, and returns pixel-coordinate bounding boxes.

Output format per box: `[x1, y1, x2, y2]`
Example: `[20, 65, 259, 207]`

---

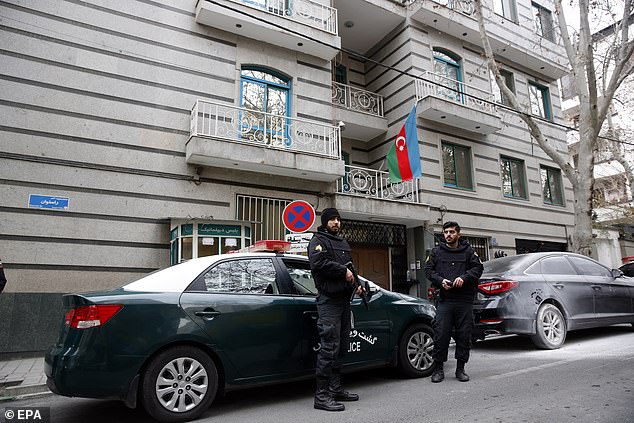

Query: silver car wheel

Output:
[407, 330, 434, 371]
[155, 357, 209, 413]
[541, 307, 564, 343]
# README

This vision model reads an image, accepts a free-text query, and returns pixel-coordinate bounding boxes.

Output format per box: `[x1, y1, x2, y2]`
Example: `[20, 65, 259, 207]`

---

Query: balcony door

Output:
[240, 67, 290, 147]
[432, 48, 463, 104]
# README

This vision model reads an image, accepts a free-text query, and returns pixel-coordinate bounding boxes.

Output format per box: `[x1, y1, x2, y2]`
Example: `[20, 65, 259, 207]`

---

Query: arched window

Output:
[432, 48, 463, 104]
[240, 67, 291, 146]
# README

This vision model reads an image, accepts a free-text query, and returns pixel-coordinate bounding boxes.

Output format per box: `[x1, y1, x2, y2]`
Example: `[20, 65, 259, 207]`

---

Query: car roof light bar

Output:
[237, 240, 291, 253]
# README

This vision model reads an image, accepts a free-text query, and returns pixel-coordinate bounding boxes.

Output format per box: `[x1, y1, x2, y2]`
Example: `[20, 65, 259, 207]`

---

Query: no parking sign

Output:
[282, 200, 315, 233]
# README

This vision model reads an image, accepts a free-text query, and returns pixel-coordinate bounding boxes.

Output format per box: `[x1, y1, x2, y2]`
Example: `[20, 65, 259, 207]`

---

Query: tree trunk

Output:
[571, 178, 594, 256]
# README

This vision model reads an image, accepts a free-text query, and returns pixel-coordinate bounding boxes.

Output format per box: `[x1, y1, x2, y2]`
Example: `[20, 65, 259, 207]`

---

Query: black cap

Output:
[320, 207, 340, 226]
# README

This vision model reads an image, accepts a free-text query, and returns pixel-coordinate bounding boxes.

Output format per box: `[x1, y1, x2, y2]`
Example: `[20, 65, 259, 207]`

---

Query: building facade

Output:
[0, 0, 574, 353]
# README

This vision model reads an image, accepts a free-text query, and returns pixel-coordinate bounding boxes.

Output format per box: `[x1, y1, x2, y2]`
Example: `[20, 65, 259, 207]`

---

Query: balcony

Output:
[187, 100, 344, 181]
[332, 165, 431, 226]
[195, 0, 340, 60]
[332, 81, 387, 141]
[415, 72, 502, 134]
[409, 0, 568, 78]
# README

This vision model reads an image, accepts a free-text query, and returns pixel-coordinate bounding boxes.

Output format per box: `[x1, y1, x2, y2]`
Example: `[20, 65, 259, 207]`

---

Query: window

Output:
[490, 69, 515, 105]
[494, 0, 517, 21]
[240, 67, 290, 146]
[568, 256, 612, 277]
[531, 256, 577, 275]
[433, 48, 463, 104]
[442, 142, 473, 189]
[500, 156, 527, 199]
[528, 81, 551, 119]
[200, 258, 278, 294]
[540, 165, 565, 205]
[334, 64, 347, 84]
[236, 194, 290, 242]
[282, 259, 317, 295]
[170, 222, 248, 265]
[532, 3, 555, 42]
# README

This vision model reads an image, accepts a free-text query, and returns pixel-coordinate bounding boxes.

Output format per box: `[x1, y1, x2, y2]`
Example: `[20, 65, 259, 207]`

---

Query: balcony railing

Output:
[415, 71, 496, 114]
[332, 81, 384, 117]
[432, 0, 475, 17]
[336, 165, 422, 203]
[234, 0, 338, 34]
[190, 100, 341, 159]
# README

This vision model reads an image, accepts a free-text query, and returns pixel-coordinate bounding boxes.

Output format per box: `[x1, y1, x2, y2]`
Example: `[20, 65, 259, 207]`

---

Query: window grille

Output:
[236, 194, 291, 242]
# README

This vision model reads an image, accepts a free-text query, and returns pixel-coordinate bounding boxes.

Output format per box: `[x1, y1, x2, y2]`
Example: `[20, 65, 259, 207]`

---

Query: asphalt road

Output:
[4, 325, 634, 423]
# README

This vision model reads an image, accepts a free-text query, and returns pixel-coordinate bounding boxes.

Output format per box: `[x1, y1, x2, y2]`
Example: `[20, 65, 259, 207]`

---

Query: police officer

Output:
[308, 207, 360, 411]
[425, 221, 483, 383]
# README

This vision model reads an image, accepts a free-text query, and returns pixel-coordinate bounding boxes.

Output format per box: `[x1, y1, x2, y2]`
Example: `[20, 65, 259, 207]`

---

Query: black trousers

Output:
[432, 300, 473, 363]
[315, 294, 351, 379]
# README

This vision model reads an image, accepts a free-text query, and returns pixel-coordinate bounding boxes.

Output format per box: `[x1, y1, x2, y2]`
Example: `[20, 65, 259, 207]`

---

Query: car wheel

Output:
[530, 303, 566, 349]
[397, 323, 434, 378]
[141, 346, 218, 423]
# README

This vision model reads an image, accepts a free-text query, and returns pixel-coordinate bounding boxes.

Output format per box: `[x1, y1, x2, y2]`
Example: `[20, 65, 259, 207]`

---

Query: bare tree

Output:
[474, 0, 634, 256]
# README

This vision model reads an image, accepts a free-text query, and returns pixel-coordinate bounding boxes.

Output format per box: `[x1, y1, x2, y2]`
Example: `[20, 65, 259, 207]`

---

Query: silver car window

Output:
[202, 258, 278, 294]
[537, 256, 577, 275]
[567, 256, 612, 277]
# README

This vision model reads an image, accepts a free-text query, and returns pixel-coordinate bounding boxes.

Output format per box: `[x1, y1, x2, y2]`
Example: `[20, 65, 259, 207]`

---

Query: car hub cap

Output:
[407, 331, 434, 370]
[542, 309, 564, 343]
[156, 357, 208, 413]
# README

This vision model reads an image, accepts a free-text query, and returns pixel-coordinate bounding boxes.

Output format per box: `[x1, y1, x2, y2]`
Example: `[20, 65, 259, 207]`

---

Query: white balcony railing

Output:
[190, 100, 341, 159]
[235, 0, 338, 34]
[432, 0, 475, 17]
[415, 71, 497, 114]
[336, 165, 422, 203]
[332, 81, 384, 117]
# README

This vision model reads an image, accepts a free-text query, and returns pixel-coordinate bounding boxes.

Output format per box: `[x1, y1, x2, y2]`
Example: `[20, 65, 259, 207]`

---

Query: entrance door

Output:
[351, 247, 390, 290]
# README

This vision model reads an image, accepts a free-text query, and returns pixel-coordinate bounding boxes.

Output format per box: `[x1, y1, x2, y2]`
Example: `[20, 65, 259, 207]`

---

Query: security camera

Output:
[337, 121, 346, 131]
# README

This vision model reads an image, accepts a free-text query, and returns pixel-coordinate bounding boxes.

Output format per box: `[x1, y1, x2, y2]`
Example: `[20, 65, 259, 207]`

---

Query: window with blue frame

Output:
[240, 67, 291, 147]
[540, 165, 564, 205]
[528, 81, 551, 119]
[433, 48, 463, 104]
[442, 142, 473, 190]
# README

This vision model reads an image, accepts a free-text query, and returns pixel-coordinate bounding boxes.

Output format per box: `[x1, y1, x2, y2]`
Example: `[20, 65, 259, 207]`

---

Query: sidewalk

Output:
[0, 356, 51, 401]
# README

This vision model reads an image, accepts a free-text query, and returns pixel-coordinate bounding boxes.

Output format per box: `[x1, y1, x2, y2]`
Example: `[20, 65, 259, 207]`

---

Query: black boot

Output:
[455, 360, 470, 382]
[314, 378, 345, 411]
[431, 361, 444, 383]
[328, 370, 359, 402]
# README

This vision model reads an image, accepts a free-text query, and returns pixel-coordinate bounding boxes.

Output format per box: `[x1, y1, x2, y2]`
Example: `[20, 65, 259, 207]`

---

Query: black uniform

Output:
[308, 227, 354, 381]
[0, 259, 6, 294]
[425, 239, 483, 364]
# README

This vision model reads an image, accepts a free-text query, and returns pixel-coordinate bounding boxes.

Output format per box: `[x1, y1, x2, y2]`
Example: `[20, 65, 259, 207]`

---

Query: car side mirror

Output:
[612, 268, 624, 278]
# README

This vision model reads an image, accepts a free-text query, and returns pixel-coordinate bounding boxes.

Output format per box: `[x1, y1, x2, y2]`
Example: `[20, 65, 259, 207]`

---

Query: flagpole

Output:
[378, 159, 385, 171]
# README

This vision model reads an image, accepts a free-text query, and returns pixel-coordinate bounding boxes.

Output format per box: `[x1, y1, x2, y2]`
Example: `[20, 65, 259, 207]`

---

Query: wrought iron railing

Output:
[233, 0, 338, 34]
[431, 0, 475, 16]
[190, 100, 341, 159]
[332, 81, 384, 117]
[336, 165, 422, 203]
[415, 71, 496, 114]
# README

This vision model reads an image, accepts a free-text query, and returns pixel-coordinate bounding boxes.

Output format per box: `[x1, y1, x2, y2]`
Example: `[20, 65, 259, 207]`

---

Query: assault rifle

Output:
[345, 262, 369, 310]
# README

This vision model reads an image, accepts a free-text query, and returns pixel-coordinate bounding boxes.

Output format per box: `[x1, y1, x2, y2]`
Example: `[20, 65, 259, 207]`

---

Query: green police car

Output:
[45, 241, 435, 422]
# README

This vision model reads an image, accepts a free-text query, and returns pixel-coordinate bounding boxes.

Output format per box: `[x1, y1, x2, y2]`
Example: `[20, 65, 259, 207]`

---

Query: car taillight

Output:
[65, 305, 122, 329]
[478, 281, 519, 295]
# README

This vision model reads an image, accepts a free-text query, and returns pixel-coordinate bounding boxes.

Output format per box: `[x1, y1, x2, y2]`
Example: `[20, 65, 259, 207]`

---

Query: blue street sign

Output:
[28, 194, 70, 210]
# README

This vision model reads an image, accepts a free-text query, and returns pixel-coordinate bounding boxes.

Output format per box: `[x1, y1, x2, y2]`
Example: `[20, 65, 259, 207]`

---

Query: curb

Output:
[0, 384, 51, 402]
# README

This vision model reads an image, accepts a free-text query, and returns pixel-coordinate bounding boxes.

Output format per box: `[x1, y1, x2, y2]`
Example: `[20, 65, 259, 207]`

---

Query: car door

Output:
[568, 256, 632, 324]
[538, 255, 596, 328]
[180, 256, 304, 383]
[278, 257, 391, 370]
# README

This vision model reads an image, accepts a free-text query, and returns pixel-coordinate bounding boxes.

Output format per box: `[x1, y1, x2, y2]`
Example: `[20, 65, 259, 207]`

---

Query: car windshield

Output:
[483, 255, 527, 274]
